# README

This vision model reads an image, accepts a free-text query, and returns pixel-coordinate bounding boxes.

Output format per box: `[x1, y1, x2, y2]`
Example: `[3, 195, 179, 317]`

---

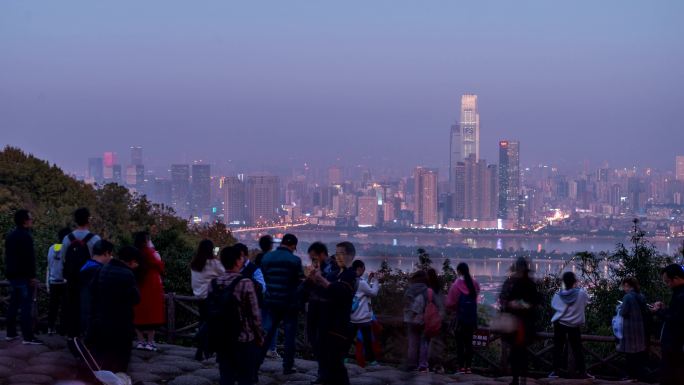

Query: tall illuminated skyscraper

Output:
[223, 176, 246, 224]
[677, 155, 684, 181]
[413, 167, 438, 226]
[460, 94, 480, 161]
[498, 141, 521, 226]
[449, 122, 461, 194]
[191, 164, 211, 217]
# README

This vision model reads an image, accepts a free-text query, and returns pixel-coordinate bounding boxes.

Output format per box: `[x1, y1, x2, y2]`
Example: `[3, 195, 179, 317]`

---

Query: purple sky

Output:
[1, 1, 683, 177]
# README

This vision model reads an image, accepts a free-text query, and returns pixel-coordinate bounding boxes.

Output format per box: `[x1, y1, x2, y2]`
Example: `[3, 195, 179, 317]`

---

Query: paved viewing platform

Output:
[0, 331, 651, 385]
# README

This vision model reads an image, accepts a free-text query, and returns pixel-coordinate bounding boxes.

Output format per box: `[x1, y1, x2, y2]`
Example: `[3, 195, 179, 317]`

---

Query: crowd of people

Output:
[3, 207, 684, 385]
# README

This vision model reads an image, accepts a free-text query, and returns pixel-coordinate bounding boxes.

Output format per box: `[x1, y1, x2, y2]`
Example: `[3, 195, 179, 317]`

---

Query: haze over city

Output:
[2, 1, 683, 174]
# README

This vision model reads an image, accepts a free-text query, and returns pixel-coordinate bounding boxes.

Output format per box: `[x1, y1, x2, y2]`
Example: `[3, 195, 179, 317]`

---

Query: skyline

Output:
[2, 1, 683, 173]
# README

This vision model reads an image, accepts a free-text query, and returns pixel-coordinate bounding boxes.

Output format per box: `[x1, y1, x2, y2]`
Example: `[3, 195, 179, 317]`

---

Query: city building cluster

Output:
[81, 95, 684, 236]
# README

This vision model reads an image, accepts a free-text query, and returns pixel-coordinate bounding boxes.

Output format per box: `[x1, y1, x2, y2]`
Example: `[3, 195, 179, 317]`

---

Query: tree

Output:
[417, 248, 432, 270]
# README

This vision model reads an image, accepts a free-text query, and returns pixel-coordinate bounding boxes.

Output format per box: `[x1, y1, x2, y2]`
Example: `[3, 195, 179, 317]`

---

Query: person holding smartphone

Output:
[350, 260, 381, 367]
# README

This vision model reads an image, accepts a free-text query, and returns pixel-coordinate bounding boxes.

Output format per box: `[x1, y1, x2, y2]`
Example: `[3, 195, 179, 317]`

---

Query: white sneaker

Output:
[266, 350, 281, 359]
[145, 342, 158, 352]
[5, 335, 19, 342]
[135, 341, 146, 350]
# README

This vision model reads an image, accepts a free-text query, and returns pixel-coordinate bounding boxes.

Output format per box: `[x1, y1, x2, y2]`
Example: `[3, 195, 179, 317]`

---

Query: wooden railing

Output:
[1, 283, 661, 379]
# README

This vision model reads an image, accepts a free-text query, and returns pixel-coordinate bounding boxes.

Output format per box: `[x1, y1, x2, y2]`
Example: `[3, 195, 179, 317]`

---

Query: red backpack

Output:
[424, 288, 442, 338]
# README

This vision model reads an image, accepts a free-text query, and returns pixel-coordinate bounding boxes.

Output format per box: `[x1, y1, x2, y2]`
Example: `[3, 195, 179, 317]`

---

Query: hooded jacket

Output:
[404, 283, 428, 325]
[551, 287, 589, 327]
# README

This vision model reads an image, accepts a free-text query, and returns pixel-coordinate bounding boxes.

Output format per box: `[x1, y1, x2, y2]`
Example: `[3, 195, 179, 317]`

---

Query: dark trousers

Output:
[353, 322, 376, 363]
[510, 344, 529, 383]
[661, 351, 684, 385]
[6, 279, 35, 340]
[307, 302, 326, 379]
[261, 307, 298, 371]
[456, 323, 475, 369]
[194, 299, 209, 361]
[552, 322, 585, 374]
[218, 342, 260, 385]
[64, 283, 81, 338]
[93, 338, 132, 373]
[48, 283, 67, 331]
[321, 332, 351, 385]
[625, 351, 646, 380]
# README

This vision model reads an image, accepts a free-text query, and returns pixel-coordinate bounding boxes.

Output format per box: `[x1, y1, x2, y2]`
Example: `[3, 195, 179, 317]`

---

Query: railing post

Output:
[166, 293, 176, 344]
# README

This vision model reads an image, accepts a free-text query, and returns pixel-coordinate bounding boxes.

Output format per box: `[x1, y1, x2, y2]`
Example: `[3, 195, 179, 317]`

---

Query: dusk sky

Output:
[1, 1, 683, 176]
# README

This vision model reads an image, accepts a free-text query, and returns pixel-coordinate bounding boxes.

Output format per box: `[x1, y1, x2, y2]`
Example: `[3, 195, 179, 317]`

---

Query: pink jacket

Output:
[446, 278, 481, 313]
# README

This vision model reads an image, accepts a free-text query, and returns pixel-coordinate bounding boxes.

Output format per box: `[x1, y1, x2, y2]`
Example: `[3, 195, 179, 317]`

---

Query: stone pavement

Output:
[0, 331, 651, 385]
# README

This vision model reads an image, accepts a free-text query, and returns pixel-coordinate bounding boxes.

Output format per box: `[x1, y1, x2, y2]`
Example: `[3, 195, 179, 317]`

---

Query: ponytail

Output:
[457, 262, 477, 298]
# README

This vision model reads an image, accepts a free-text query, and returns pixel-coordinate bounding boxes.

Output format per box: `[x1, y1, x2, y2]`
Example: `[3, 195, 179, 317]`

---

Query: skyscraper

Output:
[245, 175, 280, 225]
[103, 151, 117, 180]
[170, 164, 191, 218]
[413, 167, 438, 226]
[191, 164, 211, 217]
[677, 155, 684, 181]
[449, 122, 461, 194]
[458, 154, 497, 221]
[87, 158, 104, 184]
[130, 146, 143, 166]
[498, 141, 521, 226]
[357, 195, 379, 227]
[460, 94, 480, 161]
[223, 176, 246, 224]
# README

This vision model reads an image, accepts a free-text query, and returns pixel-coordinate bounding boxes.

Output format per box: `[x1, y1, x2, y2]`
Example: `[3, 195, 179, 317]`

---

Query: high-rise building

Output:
[460, 94, 480, 161]
[357, 195, 379, 227]
[458, 154, 497, 220]
[191, 164, 211, 217]
[498, 141, 521, 226]
[449, 123, 461, 194]
[223, 176, 246, 224]
[328, 166, 343, 185]
[87, 158, 104, 184]
[130, 146, 143, 166]
[103, 152, 117, 180]
[413, 167, 438, 226]
[245, 176, 280, 225]
[677, 155, 684, 181]
[112, 164, 123, 184]
[170, 164, 191, 218]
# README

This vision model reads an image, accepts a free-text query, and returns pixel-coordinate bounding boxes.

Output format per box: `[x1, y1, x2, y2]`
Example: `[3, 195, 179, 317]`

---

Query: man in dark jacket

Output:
[79, 240, 114, 337]
[654, 264, 684, 385]
[87, 246, 140, 373]
[3, 209, 42, 345]
[260, 233, 304, 374]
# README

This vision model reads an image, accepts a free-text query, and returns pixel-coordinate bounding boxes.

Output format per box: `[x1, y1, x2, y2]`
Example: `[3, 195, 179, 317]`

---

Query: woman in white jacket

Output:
[350, 260, 380, 366]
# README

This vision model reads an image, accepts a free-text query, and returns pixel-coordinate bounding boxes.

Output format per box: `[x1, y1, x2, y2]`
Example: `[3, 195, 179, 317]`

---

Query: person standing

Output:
[87, 246, 141, 374]
[404, 270, 429, 372]
[653, 264, 684, 385]
[79, 240, 114, 337]
[46, 227, 71, 335]
[253, 235, 273, 268]
[446, 262, 480, 374]
[210, 246, 264, 385]
[191, 239, 225, 361]
[235, 243, 266, 295]
[548, 272, 592, 379]
[302, 241, 332, 383]
[350, 260, 380, 367]
[498, 257, 541, 385]
[3, 209, 42, 345]
[616, 277, 648, 382]
[132, 231, 165, 352]
[260, 234, 305, 374]
[62, 207, 101, 340]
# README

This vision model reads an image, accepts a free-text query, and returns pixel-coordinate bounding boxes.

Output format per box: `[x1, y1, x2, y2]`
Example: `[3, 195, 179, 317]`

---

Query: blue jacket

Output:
[261, 246, 304, 311]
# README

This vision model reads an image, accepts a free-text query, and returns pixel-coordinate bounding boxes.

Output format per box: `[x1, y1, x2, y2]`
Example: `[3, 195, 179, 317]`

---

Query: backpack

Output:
[205, 277, 247, 353]
[424, 288, 442, 338]
[457, 291, 478, 326]
[63, 233, 95, 284]
[240, 262, 264, 306]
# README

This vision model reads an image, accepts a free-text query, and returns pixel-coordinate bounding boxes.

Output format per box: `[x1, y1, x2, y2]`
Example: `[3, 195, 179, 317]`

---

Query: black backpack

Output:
[206, 277, 247, 353]
[457, 291, 478, 326]
[63, 233, 95, 284]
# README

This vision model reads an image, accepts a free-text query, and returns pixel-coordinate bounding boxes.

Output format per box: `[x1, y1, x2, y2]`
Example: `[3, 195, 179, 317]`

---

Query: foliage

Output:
[0, 146, 235, 295]
[416, 248, 432, 271]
